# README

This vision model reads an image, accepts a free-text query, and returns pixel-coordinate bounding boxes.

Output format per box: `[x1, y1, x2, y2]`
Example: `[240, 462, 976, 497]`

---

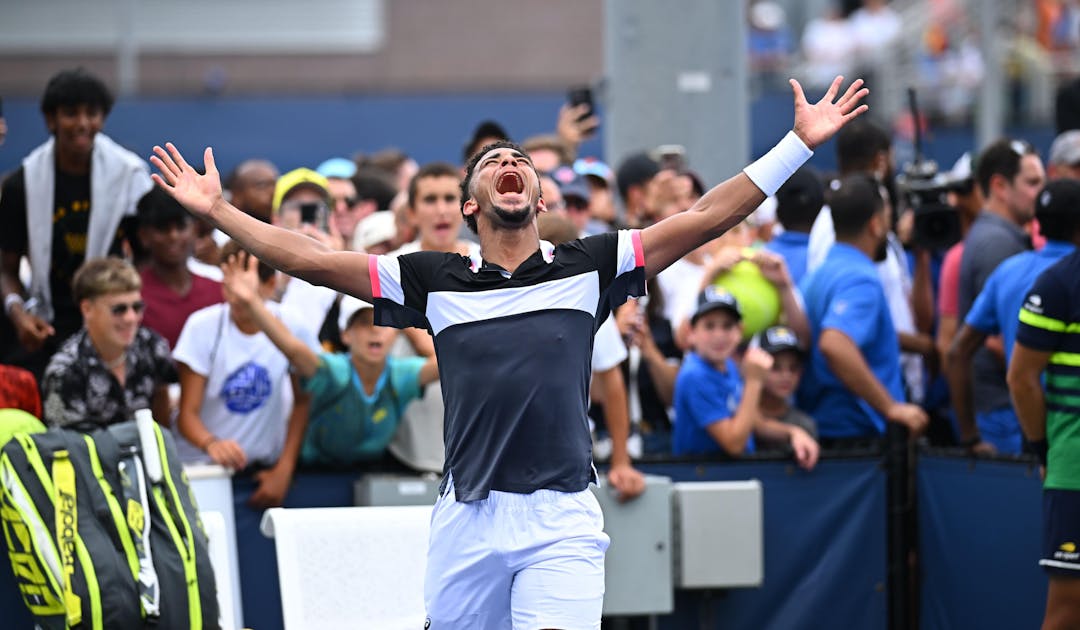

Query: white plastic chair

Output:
[260, 506, 431, 630]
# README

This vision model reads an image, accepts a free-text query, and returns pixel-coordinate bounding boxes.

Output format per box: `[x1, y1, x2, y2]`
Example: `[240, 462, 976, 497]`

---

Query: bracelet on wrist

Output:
[1027, 439, 1048, 466]
[4, 293, 25, 317]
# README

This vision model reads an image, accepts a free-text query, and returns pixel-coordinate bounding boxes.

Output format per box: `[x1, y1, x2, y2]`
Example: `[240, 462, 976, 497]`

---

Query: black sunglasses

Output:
[110, 301, 145, 317]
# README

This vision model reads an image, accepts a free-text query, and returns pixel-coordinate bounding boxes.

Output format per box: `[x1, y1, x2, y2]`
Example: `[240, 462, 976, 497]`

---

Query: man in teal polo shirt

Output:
[798, 174, 927, 442]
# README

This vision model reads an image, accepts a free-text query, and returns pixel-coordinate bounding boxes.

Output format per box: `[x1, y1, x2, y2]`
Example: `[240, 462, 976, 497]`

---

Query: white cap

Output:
[352, 211, 397, 252]
[338, 294, 374, 331]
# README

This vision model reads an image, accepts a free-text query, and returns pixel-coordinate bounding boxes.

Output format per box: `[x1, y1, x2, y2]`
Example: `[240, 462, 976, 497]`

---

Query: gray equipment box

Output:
[672, 479, 763, 588]
[592, 475, 674, 616]
[354, 474, 442, 507]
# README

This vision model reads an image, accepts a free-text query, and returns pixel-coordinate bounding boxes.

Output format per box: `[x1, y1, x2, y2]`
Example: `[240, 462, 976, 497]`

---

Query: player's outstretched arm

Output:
[150, 143, 374, 302]
[641, 76, 868, 278]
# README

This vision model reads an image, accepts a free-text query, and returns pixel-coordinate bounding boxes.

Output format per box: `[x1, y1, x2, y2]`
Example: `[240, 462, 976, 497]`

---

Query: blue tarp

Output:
[918, 454, 1045, 630]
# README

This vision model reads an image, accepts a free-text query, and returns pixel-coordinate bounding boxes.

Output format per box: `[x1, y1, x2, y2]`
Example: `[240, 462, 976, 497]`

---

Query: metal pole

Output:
[116, 0, 139, 97]
[975, 0, 1006, 148]
[604, 0, 749, 193]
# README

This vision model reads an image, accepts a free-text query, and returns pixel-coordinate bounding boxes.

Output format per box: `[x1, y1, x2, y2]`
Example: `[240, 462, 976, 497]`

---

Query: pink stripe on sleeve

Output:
[368, 255, 382, 298]
[631, 230, 645, 267]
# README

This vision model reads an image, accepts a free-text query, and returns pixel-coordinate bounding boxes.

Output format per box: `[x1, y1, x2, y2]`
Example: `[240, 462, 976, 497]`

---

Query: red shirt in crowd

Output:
[140, 268, 223, 349]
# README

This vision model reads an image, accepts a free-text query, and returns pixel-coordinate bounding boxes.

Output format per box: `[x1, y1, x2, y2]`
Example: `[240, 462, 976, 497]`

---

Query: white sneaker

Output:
[627, 433, 644, 460]
[593, 436, 613, 462]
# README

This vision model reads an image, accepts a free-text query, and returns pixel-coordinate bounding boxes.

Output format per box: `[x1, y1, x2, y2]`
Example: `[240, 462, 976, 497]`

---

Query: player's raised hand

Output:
[150, 143, 223, 218]
[790, 76, 869, 150]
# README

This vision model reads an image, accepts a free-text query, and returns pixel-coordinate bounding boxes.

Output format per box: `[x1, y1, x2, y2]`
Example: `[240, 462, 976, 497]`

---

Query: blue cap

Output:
[573, 158, 613, 185]
[552, 165, 591, 203]
[316, 157, 357, 180]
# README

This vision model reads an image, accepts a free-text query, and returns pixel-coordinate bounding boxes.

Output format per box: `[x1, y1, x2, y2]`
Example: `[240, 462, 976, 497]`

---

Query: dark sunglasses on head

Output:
[110, 301, 145, 316]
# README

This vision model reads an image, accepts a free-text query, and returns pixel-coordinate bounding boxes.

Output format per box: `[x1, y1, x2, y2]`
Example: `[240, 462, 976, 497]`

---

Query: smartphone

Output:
[655, 144, 687, 172]
[299, 202, 326, 231]
[567, 85, 595, 122]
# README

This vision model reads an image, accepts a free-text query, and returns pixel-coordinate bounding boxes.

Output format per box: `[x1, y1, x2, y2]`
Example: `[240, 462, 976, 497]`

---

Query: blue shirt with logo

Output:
[764, 230, 811, 286]
[798, 242, 903, 437]
[300, 353, 426, 465]
[966, 239, 1076, 366]
[673, 352, 753, 455]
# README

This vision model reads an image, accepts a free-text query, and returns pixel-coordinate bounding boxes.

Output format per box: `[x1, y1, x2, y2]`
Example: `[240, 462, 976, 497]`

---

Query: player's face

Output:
[690, 310, 742, 365]
[411, 175, 463, 251]
[466, 148, 546, 230]
[764, 351, 803, 399]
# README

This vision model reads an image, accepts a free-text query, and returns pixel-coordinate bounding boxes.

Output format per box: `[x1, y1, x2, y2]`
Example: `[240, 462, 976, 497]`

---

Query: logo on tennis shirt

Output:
[220, 361, 272, 413]
[1056, 542, 1079, 561]
[1025, 294, 1044, 314]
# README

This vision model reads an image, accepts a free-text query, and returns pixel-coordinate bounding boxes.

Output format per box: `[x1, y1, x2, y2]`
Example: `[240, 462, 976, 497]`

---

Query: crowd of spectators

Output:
[2, 29, 1080, 623]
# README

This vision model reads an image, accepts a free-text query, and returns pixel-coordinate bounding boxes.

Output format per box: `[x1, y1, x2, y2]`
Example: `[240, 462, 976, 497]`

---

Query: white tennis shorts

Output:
[423, 477, 609, 629]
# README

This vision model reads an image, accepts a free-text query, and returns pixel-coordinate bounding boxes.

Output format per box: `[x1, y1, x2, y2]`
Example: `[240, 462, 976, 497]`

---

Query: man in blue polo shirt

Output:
[150, 75, 869, 629]
[948, 179, 1080, 454]
[798, 174, 928, 442]
[765, 165, 824, 285]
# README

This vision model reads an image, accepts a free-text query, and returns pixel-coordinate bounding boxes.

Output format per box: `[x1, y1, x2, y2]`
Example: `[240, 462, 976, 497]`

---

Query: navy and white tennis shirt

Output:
[369, 230, 646, 501]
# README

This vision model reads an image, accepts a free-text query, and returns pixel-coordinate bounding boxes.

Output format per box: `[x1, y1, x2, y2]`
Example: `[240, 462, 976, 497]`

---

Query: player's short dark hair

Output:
[829, 173, 884, 240]
[407, 162, 460, 209]
[974, 138, 1037, 198]
[460, 140, 538, 234]
[40, 68, 114, 118]
[836, 119, 890, 175]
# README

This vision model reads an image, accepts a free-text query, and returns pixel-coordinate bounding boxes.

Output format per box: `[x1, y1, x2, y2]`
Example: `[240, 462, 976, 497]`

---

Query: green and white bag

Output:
[0, 414, 220, 629]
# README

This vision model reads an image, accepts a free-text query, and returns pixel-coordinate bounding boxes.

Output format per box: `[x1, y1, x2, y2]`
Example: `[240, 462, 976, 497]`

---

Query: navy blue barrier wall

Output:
[638, 458, 888, 630]
[0, 455, 1047, 629]
[918, 454, 1045, 630]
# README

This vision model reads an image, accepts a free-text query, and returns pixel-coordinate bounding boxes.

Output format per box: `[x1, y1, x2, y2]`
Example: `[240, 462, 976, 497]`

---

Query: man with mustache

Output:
[151, 76, 868, 630]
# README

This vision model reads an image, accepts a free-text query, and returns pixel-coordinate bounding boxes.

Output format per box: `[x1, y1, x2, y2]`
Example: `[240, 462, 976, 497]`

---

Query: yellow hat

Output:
[272, 168, 330, 214]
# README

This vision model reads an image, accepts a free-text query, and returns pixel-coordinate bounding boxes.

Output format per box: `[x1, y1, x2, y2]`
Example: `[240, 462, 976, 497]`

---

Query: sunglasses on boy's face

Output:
[109, 301, 145, 317]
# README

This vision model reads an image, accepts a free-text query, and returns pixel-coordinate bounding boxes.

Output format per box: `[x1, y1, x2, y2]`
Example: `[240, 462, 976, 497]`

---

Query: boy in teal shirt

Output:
[222, 253, 438, 465]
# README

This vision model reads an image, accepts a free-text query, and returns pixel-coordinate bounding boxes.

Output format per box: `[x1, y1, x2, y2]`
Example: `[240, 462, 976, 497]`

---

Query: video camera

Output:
[894, 89, 972, 251]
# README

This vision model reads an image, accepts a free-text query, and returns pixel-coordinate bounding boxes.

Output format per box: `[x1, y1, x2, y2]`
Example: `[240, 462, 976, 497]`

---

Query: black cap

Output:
[691, 286, 742, 324]
[1037, 178, 1080, 217]
[615, 152, 661, 201]
[755, 325, 804, 356]
[775, 166, 824, 229]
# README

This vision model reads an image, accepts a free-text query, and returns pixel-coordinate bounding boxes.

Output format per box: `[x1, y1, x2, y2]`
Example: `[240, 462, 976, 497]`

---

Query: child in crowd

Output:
[220, 253, 438, 466]
[173, 241, 315, 507]
[673, 288, 819, 470]
[753, 325, 819, 467]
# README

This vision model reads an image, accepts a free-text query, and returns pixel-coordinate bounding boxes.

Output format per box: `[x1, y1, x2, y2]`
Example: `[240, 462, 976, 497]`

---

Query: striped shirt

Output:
[370, 231, 646, 501]
[1016, 249, 1080, 490]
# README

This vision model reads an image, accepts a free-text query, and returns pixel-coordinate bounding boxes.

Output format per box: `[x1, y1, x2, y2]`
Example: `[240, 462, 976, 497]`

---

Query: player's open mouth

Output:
[495, 171, 525, 195]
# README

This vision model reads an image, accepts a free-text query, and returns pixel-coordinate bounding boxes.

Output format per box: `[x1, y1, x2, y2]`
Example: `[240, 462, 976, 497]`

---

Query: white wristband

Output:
[4, 293, 24, 317]
[742, 131, 813, 197]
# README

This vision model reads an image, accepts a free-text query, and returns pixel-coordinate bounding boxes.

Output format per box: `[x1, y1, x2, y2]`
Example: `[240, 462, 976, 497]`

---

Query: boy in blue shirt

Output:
[222, 253, 439, 466]
[674, 287, 815, 463]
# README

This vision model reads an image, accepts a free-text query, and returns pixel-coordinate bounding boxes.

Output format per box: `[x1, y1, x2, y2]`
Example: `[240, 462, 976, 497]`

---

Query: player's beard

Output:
[492, 203, 534, 228]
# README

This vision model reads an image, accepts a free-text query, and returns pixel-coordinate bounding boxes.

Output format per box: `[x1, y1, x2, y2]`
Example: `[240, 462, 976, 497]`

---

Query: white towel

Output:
[22, 133, 153, 321]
